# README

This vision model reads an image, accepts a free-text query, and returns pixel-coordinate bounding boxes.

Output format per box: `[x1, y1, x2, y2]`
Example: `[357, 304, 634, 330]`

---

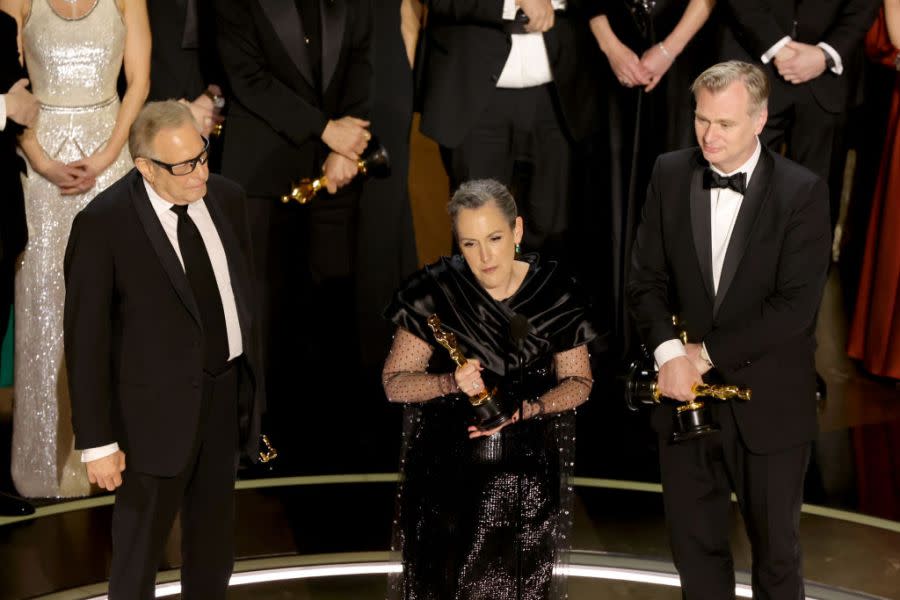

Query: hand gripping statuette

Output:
[427, 314, 510, 430]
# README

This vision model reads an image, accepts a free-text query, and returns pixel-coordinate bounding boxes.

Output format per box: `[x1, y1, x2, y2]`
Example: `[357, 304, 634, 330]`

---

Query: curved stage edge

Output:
[3, 476, 897, 600]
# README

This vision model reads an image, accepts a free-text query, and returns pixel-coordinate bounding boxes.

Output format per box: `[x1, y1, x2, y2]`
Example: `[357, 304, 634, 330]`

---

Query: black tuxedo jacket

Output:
[147, 0, 224, 102]
[0, 10, 27, 263]
[216, 0, 371, 197]
[64, 170, 263, 477]
[418, 0, 603, 148]
[718, 0, 881, 114]
[627, 147, 830, 454]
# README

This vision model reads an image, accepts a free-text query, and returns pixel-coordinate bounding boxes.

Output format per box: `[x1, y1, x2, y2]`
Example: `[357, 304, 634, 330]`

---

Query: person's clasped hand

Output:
[519, 0, 555, 33]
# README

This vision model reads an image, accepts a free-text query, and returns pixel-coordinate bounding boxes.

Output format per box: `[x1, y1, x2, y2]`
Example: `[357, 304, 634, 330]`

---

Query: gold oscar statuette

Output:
[427, 314, 510, 430]
[281, 137, 391, 204]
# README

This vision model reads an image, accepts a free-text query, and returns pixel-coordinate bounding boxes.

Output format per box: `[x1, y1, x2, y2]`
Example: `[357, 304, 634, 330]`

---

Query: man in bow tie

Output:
[628, 61, 830, 599]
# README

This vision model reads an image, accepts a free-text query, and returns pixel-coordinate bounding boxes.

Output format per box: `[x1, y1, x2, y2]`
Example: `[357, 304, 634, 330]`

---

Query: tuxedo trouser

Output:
[108, 362, 240, 600]
[440, 84, 571, 251]
[0, 255, 13, 372]
[659, 402, 811, 600]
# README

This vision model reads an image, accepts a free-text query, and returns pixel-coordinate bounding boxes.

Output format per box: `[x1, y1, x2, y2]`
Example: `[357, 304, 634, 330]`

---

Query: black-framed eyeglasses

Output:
[149, 137, 210, 176]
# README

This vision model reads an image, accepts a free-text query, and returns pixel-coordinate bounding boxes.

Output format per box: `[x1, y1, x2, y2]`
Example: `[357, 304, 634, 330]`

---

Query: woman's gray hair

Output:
[691, 60, 770, 115]
[447, 179, 518, 234]
[128, 100, 199, 161]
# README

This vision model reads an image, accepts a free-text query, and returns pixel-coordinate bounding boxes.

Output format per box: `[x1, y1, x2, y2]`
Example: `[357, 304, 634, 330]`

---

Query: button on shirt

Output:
[653, 139, 762, 368]
[81, 180, 243, 462]
[497, 0, 566, 88]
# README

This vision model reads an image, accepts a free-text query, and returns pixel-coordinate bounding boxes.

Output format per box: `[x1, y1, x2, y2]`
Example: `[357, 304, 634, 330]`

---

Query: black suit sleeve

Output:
[703, 177, 831, 371]
[1, 12, 24, 134]
[819, 0, 882, 62]
[337, 0, 372, 119]
[64, 210, 116, 450]
[627, 156, 682, 352]
[722, 0, 790, 58]
[216, 0, 330, 146]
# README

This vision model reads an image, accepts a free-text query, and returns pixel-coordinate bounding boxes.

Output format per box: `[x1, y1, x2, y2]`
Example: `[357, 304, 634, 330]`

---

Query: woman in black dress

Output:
[383, 179, 596, 600]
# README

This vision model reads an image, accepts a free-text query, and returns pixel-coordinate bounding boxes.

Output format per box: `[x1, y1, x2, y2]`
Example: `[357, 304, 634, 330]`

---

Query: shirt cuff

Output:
[502, 0, 516, 19]
[0, 95, 7, 131]
[81, 442, 119, 463]
[762, 36, 792, 63]
[701, 342, 714, 367]
[654, 339, 686, 370]
[818, 42, 843, 75]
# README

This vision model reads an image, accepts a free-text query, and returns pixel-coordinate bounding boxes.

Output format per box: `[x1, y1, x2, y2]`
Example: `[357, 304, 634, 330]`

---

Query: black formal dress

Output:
[0, 10, 27, 371]
[383, 254, 596, 600]
[590, 0, 717, 357]
[628, 146, 831, 599]
[418, 0, 603, 252]
[717, 0, 881, 223]
[64, 170, 263, 599]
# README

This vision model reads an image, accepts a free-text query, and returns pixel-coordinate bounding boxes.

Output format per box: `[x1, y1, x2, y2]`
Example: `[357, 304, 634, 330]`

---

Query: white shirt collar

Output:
[710, 138, 762, 186]
[142, 178, 204, 216]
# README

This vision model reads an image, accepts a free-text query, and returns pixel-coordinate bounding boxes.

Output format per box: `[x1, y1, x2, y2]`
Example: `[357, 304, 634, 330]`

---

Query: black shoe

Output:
[0, 492, 35, 517]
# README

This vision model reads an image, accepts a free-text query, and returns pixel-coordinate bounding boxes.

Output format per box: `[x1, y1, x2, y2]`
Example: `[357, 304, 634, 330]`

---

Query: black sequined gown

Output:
[383, 254, 596, 600]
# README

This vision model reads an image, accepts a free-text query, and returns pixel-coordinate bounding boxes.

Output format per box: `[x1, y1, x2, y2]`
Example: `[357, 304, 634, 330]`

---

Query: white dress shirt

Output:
[654, 140, 762, 369]
[496, 0, 566, 88]
[0, 95, 7, 130]
[761, 37, 844, 76]
[81, 179, 244, 463]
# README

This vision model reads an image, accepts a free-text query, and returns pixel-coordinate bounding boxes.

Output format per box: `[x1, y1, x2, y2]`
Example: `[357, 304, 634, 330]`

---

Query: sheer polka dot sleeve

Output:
[521, 344, 593, 419]
[382, 327, 459, 403]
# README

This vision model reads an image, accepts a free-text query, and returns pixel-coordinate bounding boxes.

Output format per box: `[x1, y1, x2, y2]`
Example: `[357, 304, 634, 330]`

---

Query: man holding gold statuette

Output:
[627, 61, 831, 600]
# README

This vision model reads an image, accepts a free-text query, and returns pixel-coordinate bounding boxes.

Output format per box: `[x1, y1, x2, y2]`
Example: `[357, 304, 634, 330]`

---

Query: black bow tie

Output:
[703, 168, 747, 195]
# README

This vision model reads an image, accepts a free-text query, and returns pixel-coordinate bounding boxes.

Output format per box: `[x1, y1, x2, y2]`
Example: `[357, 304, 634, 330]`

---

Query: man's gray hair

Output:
[447, 179, 518, 234]
[691, 61, 770, 115]
[128, 100, 199, 161]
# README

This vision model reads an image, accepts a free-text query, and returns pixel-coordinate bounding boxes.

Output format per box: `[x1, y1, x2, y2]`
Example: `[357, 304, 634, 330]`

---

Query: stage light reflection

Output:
[76, 561, 823, 599]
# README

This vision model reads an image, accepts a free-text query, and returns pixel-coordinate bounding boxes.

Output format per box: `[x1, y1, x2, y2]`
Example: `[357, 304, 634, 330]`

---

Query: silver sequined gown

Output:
[12, 0, 131, 498]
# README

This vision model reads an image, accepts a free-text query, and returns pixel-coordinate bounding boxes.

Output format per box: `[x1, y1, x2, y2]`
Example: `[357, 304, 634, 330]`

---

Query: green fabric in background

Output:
[0, 308, 12, 387]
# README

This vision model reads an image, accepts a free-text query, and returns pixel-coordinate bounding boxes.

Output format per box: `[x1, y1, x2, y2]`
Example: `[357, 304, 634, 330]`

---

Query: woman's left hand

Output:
[640, 43, 675, 92]
[66, 151, 113, 194]
[467, 409, 520, 439]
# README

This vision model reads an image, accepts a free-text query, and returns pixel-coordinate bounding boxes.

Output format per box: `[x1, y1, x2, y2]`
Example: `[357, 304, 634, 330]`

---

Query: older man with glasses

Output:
[63, 100, 264, 600]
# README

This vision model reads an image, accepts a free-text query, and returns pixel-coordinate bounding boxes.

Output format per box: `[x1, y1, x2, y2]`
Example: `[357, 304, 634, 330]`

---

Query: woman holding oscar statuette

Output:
[382, 179, 597, 599]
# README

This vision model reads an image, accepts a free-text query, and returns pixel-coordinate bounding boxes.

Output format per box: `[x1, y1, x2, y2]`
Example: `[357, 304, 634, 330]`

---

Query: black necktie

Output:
[703, 168, 747, 195]
[171, 204, 229, 371]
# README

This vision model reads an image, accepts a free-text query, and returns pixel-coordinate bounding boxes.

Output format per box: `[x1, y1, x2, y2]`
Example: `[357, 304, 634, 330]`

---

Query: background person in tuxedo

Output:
[216, 0, 373, 467]
[146, 0, 225, 140]
[64, 101, 262, 599]
[628, 62, 831, 599]
[418, 0, 603, 254]
[718, 0, 881, 225]
[0, 8, 37, 517]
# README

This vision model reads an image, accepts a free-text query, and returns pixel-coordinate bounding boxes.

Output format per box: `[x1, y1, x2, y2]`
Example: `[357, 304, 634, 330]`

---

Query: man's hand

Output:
[86, 450, 126, 492]
[775, 41, 827, 84]
[321, 116, 371, 161]
[657, 356, 702, 402]
[519, 0, 554, 33]
[5, 79, 39, 128]
[684, 342, 712, 376]
[322, 151, 359, 193]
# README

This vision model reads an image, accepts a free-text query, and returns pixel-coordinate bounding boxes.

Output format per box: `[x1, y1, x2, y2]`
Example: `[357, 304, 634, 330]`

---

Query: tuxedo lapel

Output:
[204, 196, 253, 347]
[689, 158, 715, 302]
[714, 148, 774, 315]
[258, 0, 315, 87]
[129, 172, 202, 329]
[320, 0, 345, 92]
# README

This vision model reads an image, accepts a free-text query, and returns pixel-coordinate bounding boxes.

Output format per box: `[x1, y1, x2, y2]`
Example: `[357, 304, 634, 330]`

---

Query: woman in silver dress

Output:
[1, 0, 149, 497]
